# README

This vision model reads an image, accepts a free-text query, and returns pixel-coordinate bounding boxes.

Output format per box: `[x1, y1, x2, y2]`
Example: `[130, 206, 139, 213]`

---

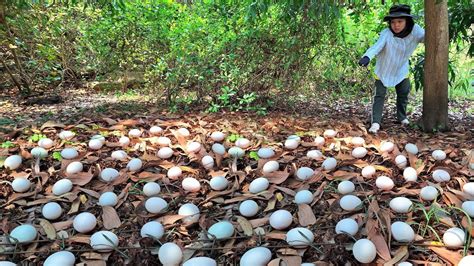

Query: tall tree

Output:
[422, 0, 449, 132]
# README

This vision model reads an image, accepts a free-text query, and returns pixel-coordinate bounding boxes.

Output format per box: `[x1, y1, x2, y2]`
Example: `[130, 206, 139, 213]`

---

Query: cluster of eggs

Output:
[2, 126, 472, 265]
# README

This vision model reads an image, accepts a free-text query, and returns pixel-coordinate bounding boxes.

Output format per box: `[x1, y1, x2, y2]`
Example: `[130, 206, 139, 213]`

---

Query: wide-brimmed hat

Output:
[383, 4, 414, 21]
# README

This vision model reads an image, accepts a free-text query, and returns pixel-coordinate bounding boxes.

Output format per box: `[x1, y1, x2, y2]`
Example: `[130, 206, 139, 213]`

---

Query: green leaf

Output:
[226, 133, 240, 142]
[1, 141, 15, 148]
[249, 151, 259, 160]
[52, 152, 62, 161]
[28, 134, 47, 142]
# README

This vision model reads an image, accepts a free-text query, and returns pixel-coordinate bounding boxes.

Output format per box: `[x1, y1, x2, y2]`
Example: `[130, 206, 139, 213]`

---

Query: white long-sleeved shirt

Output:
[363, 24, 425, 87]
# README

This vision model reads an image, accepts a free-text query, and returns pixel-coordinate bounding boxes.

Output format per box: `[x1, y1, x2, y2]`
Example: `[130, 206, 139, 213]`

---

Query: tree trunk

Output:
[422, 0, 449, 132]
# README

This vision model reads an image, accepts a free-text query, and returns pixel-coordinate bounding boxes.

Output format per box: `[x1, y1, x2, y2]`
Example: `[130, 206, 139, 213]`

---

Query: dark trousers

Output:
[372, 78, 410, 124]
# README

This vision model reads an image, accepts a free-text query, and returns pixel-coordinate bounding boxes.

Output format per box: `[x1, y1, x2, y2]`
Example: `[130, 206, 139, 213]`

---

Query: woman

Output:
[359, 4, 425, 134]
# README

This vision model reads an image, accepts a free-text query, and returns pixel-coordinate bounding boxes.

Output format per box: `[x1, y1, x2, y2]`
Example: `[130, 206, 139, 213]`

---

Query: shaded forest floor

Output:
[0, 86, 473, 265]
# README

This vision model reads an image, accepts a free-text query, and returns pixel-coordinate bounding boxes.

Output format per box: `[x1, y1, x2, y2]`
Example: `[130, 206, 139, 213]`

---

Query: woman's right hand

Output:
[358, 56, 370, 67]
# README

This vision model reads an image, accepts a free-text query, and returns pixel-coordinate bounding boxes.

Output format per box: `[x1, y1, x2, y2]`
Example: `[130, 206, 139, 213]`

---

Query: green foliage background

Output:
[0, 0, 472, 112]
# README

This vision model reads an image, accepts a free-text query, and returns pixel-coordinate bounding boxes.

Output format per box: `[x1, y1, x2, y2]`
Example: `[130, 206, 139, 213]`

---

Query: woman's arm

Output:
[363, 29, 389, 60]
[415, 24, 425, 43]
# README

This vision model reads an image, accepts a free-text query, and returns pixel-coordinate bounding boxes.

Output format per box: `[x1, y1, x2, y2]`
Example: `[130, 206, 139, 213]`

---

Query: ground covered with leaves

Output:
[0, 89, 473, 265]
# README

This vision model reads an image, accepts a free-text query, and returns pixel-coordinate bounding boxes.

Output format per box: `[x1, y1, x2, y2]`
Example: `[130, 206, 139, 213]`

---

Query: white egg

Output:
[38, 138, 54, 149]
[323, 129, 337, 138]
[296, 167, 314, 181]
[100, 168, 119, 182]
[443, 227, 465, 247]
[207, 221, 234, 239]
[398, 262, 413, 266]
[141, 221, 164, 239]
[463, 183, 474, 196]
[389, 197, 413, 213]
[335, 218, 358, 236]
[352, 239, 376, 263]
[240, 247, 272, 266]
[42, 202, 63, 220]
[376, 176, 394, 191]
[459, 255, 474, 266]
[183, 257, 217, 266]
[338, 181, 355, 194]
[119, 136, 130, 146]
[239, 200, 259, 217]
[58, 131, 75, 140]
[91, 135, 106, 144]
[462, 201, 474, 217]
[210, 131, 225, 142]
[405, 143, 418, 154]
[44, 251, 75, 266]
[177, 128, 190, 137]
[157, 136, 171, 146]
[257, 148, 275, 159]
[339, 195, 362, 211]
[322, 157, 337, 171]
[157, 147, 173, 159]
[201, 155, 214, 169]
[235, 138, 250, 149]
[11, 177, 31, 193]
[294, 190, 314, 204]
[99, 191, 118, 206]
[127, 158, 142, 172]
[8, 224, 37, 244]
[128, 129, 142, 138]
[403, 167, 417, 182]
[150, 126, 163, 135]
[167, 166, 182, 179]
[269, 210, 293, 230]
[73, 212, 97, 233]
[159, 242, 183, 265]
[178, 203, 200, 223]
[314, 136, 325, 146]
[88, 139, 103, 150]
[287, 135, 301, 142]
[351, 137, 365, 146]
[90, 230, 118, 252]
[361, 165, 376, 178]
[352, 147, 368, 158]
[395, 155, 407, 169]
[182, 177, 201, 192]
[61, 148, 78, 160]
[301, 264, 316, 266]
[391, 221, 415, 242]
[420, 186, 438, 201]
[284, 139, 299, 150]
[432, 150, 446, 161]
[286, 227, 314, 247]
[66, 161, 83, 175]
[380, 141, 395, 153]
[432, 169, 450, 182]
[145, 197, 168, 214]
[143, 182, 161, 196]
[52, 179, 73, 196]
[306, 150, 323, 160]
[228, 147, 245, 158]
[210, 176, 228, 191]
[249, 177, 269, 194]
[263, 160, 279, 174]
[111, 150, 127, 160]
[4, 155, 22, 170]
[31, 147, 48, 158]
[187, 142, 201, 153]
[212, 143, 226, 155]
